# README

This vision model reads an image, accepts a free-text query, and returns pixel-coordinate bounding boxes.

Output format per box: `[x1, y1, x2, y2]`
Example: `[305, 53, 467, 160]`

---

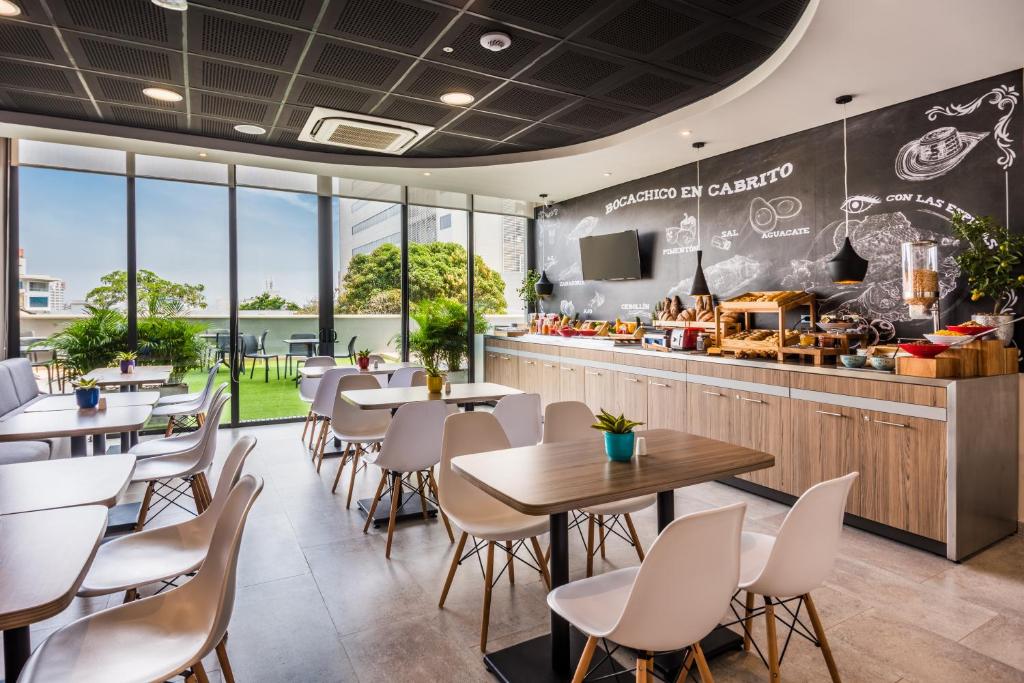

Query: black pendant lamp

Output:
[689, 142, 711, 296]
[827, 95, 869, 285]
[534, 270, 554, 297]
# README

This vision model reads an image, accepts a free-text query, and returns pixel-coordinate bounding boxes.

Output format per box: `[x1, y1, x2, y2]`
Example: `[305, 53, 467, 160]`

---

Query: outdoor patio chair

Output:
[334, 335, 357, 364]
[285, 333, 318, 376]
[243, 330, 280, 382]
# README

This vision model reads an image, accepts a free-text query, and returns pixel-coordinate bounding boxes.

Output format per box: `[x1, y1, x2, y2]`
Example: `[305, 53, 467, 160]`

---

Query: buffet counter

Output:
[483, 334, 1019, 561]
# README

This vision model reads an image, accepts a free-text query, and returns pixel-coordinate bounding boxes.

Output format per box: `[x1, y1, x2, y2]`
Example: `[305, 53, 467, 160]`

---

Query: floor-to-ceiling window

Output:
[236, 167, 319, 421]
[136, 156, 230, 423]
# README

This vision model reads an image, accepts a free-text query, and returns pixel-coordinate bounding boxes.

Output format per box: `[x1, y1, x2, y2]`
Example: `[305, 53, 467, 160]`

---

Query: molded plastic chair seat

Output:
[129, 384, 227, 459]
[492, 393, 542, 448]
[547, 567, 638, 637]
[156, 362, 220, 408]
[327, 373, 392, 504]
[582, 493, 657, 517]
[446, 506, 549, 543]
[132, 450, 211, 482]
[738, 531, 776, 588]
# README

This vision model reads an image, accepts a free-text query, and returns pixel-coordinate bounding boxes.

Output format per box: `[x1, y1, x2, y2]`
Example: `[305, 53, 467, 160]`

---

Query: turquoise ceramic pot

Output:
[604, 432, 635, 462]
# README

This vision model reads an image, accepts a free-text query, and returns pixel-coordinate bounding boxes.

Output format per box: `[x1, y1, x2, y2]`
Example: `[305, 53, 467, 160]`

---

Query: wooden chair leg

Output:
[216, 637, 236, 683]
[384, 474, 401, 559]
[439, 531, 468, 608]
[427, 470, 454, 542]
[135, 482, 154, 531]
[743, 591, 755, 651]
[197, 413, 205, 427]
[804, 593, 841, 683]
[530, 536, 551, 588]
[363, 470, 389, 533]
[330, 443, 353, 494]
[623, 513, 645, 562]
[635, 656, 647, 683]
[192, 659, 211, 683]
[195, 472, 212, 512]
[505, 540, 515, 585]
[481, 541, 495, 651]
[572, 635, 599, 683]
[675, 649, 695, 683]
[586, 514, 596, 578]
[123, 588, 138, 603]
[598, 514, 606, 558]
[190, 477, 206, 514]
[164, 417, 175, 437]
[764, 597, 780, 681]
[415, 472, 429, 519]
[314, 420, 331, 472]
[345, 447, 363, 507]
[692, 643, 714, 683]
[301, 410, 312, 442]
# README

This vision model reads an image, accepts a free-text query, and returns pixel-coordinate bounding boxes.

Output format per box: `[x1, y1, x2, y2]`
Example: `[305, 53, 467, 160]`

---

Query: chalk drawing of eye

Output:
[840, 194, 880, 215]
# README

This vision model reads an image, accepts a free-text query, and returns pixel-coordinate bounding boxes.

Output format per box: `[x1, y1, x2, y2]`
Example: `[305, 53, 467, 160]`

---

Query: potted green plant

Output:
[74, 377, 100, 409]
[356, 348, 372, 371]
[517, 269, 541, 323]
[591, 409, 644, 462]
[114, 351, 137, 374]
[43, 305, 126, 378]
[951, 211, 1024, 344]
[402, 298, 486, 385]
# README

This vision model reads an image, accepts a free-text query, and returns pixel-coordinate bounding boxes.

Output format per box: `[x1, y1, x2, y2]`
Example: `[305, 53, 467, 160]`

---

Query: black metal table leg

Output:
[93, 433, 107, 455]
[70, 435, 88, 457]
[549, 511, 570, 675]
[463, 403, 475, 412]
[4, 625, 30, 682]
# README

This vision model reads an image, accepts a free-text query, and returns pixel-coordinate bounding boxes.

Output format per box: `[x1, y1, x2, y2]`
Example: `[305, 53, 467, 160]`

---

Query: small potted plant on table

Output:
[114, 351, 137, 374]
[356, 348, 372, 371]
[591, 409, 644, 462]
[74, 377, 100, 409]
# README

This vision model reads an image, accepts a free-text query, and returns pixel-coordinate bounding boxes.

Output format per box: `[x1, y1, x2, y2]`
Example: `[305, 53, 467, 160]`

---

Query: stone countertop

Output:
[484, 333, 963, 388]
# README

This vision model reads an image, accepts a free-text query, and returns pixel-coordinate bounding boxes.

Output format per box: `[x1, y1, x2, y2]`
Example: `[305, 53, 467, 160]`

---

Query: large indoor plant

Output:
[517, 269, 541, 322]
[404, 298, 487, 387]
[43, 305, 127, 378]
[951, 211, 1024, 344]
[136, 317, 207, 384]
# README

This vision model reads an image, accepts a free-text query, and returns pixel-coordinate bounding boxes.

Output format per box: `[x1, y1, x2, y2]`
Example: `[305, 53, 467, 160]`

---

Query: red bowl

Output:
[576, 329, 598, 337]
[946, 324, 995, 336]
[558, 328, 578, 337]
[898, 342, 949, 359]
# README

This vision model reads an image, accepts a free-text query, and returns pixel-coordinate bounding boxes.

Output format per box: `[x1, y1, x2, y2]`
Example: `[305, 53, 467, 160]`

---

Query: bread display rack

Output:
[715, 290, 816, 360]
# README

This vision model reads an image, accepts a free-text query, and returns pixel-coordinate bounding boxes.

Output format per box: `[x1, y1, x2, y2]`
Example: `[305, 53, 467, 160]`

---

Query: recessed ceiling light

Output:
[142, 87, 183, 102]
[151, 0, 188, 10]
[422, 172, 431, 176]
[0, 1, 22, 17]
[442, 46, 454, 53]
[603, 172, 612, 177]
[234, 124, 266, 135]
[680, 129, 691, 137]
[198, 152, 208, 158]
[440, 92, 474, 106]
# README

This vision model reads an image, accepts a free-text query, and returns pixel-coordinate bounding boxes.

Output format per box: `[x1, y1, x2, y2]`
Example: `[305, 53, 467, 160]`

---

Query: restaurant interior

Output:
[0, 0, 1022, 681]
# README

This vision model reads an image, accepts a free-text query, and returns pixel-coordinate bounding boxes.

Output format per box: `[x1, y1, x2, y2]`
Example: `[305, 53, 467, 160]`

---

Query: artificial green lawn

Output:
[180, 361, 313, 422]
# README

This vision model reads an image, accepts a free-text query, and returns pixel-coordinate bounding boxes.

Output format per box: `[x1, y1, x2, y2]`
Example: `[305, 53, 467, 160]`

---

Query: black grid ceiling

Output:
[0, 0, 808, 158]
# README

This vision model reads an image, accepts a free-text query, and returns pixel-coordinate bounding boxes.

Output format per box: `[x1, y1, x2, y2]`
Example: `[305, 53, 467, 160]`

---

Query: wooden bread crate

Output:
[718, 290, 814, 312]
[942, 339, 1017, 377]
[896, 356, 961, 378]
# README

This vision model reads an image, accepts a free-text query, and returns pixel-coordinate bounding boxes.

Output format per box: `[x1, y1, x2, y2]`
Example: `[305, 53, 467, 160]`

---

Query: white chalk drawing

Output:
[587, 290, 605, 310]
[665, 213, 698, 248]
[566, 216, 597, 241]
[669, 254, 764, 298]
[543, 254, 558, 271]
[840, 194, 880, 214]
[711, 234, 732, 251]
[895, 127, 988, 181]
[748, 196, 802, 234]
[559, 299, 575, 318]
[556, 260, 582, 281]
[925, 84, 1019, 169]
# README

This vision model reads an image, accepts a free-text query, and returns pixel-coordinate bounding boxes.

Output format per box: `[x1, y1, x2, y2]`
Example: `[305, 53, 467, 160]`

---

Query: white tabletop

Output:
[82, 365, 172, 387]
[0, 453, 136, 515]
[0, 406, 152, 441]
[300, 363, 414, 379]
[24, 391, 161, 412]
[341, 382, 520, 410]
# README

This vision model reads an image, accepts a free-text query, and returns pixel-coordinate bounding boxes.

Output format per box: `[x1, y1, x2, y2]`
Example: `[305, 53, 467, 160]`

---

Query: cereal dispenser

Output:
[901, 240, 940, 330]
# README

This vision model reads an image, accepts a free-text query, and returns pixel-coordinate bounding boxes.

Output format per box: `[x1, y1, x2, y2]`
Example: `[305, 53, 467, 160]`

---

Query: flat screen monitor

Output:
[579, 230, 642, 280]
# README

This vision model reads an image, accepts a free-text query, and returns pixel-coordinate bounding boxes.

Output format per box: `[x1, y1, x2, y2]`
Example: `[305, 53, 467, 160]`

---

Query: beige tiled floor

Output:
[7, 422, 1024, 682]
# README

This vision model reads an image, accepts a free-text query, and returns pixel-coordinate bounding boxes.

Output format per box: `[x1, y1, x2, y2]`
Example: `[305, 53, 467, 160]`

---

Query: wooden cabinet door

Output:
[584, 367, 619, 416]
[686, 382, 731, 444]
[729, 388, 788, 490]
[647, 377, 686, 431]
[559, 363, 585, 403]
[788, 400, 860, 505]
[617, 372, 648, 424]
[518, 356, 541, 394]
[539, 360, 560, 409]
[497, 353, 518, 388]
[483, 351, 499, 383]
[858, 410, 946, 541]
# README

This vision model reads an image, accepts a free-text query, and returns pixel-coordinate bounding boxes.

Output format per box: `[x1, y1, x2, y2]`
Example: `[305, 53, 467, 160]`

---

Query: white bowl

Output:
[816, 321, 854, 333]
[924, 333, 972, 345]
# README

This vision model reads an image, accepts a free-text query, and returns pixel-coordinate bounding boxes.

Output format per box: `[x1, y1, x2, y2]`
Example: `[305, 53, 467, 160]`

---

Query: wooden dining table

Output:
[452, 428, 774, 682]
[299, 362, 413, 379]
[0, 453, 136, 515]
[0, 405, 152, 456]
[81, 365, 172, 391]
[23, 391, 161, 413]
[0, 505, 108, 681]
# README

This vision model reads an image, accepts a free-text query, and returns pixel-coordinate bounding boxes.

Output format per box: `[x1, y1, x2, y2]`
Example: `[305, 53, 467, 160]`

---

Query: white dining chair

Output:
[152, 362, 222, 436]
[492, 392, 542, 447]
[129, 383, 227, 461]
[299, 356, 337, 443]
[361, 400, 454, 558]
[156, 360, 221, 407]
[549, 502, 746, 683]
[132, 391, 230, 530]
[438, 411, 551, 651]
[543, 400, 654, 576]
[326, 373, 392, 505]
[736, 472, 858, 683]
[308, 367, 359, 456]
[387, 366, 426, 388]
[19, 474, 263, 683]
[78, 436, 258, 603]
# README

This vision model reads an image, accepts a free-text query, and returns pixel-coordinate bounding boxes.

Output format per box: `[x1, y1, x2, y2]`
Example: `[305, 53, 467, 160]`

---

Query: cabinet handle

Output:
[560, 367, 575, 372]
[873, 419, 907, 428]
[624, 377, 640, 383]
[586, 371, 602, 377]
[525, 360, 536, 365]
[702, 390, 722, 397]
[649, 381, 668, 387]
[815, 410, 845, 418]
[543, 363, 556, 368]
[502, 356, 512, 361]
[737, 396, 765, 404]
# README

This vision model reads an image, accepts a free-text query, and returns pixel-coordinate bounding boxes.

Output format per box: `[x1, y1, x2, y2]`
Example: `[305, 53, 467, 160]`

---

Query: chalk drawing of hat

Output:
[895, 126, 988, 181]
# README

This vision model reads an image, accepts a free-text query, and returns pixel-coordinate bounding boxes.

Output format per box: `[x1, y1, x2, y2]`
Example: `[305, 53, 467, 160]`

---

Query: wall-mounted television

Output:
[580, 230, 642, 281]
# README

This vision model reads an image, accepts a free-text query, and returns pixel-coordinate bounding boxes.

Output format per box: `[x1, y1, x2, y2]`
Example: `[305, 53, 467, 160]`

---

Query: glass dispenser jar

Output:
[901, 240, 939, 320]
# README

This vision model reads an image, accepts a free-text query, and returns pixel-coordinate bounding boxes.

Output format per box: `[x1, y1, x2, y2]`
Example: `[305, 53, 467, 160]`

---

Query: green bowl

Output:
[840, 354, 866, 368]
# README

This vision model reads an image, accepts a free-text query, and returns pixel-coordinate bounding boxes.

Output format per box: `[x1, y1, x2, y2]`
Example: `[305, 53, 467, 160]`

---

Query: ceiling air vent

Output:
[297, 107, 433, 154]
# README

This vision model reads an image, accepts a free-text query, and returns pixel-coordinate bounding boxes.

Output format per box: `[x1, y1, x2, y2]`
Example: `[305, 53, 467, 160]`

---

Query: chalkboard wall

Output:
[536, 70, 1023, 344]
